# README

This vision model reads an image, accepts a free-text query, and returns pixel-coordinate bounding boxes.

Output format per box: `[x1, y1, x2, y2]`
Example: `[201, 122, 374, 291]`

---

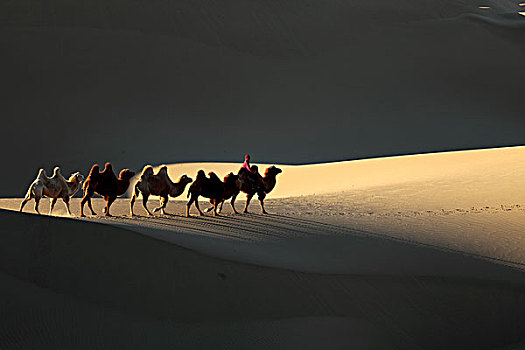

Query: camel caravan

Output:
[19, 156, 282, 218]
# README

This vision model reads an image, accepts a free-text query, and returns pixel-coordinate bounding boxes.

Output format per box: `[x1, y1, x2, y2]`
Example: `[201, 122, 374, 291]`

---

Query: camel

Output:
[204, 172, 242, 214]
[233, 165, 282, 214]
[80, 162, 135, 217]
[20, 167, 84, 215]
[186, 170, 241, 217]
[130, 165, 193, 216]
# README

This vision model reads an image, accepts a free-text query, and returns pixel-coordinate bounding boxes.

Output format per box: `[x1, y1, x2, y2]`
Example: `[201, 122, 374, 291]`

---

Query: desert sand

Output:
[2, 146, 525, 349]
[3, 0, 525, 347]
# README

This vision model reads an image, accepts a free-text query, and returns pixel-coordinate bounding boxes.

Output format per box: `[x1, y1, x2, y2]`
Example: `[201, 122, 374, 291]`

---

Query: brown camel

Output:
[204, 172, 242, 214]
[186, 170, 240, 217]
[233, 165, 282, 214]
[20, 167, 84, 215]
[130, 165, 193, 216]
[80, 162, 135, 217]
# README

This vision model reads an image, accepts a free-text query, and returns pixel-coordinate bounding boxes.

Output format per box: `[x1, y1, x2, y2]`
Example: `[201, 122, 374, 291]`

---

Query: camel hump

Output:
[37, 168, 46, 177]
[196, 170, 206, 180]
[103, 162, 113, 172]
[224, 172, 236, 182]
[89, 164, 100, 177]
[208, 172, 220, 181]
[53, 166, 61, 175]
[141, 165, 154, 179]
[157, 166, 169, 177]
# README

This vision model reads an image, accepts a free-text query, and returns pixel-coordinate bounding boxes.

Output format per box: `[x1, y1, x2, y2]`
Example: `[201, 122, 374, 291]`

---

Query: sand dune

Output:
[1, 210, 525, 349]
[3, 0, 525, 345]
[2, 146, 525, 348]
[132, 145, 525, 199]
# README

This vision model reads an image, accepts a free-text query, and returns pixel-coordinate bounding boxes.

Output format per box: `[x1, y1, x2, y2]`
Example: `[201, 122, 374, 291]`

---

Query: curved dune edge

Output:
[1, 210, 525, 349]
[132, 145, 525, 200]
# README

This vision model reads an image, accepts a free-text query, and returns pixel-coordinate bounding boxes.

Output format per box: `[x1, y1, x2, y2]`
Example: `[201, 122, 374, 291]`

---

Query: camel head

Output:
[68, 172, 85, 184]
[265, 166, 282, 178]
[118, 169, 136, 181]
[178, 174, 193, 185]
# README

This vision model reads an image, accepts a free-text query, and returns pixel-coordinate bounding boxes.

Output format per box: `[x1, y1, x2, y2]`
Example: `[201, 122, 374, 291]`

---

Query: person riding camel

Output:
[240, 154, 262, 190]
[242, 154, 255, 173]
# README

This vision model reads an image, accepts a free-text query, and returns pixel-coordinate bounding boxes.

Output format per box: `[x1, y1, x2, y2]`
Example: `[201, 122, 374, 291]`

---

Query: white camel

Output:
[20, 167, 84, 215]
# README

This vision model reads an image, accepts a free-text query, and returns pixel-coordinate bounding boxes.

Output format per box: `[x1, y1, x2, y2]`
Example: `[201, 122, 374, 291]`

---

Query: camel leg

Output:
[49, 198, 58, 215]
[81, 187, 96, 217]
[207, 199, 224, 214]
[213, 199, 219, 216]
[186, 195, 197, 217]
[130, 186, 139, 216]
[153, 195, 168, 215]
[258, 192, 268, 214]
[142, 194, 153, 216]
[230, 195, 238, 214]
[19, 195, 32, 212]
[204, 199, 215, 213]
[160, 196, 169, 215]
[80, 196, 87, 217]
[87, 197, 96, 215]
[243, 194, 254, 213]
[34, 197, 41, 215]
[103, 196, 109, 214]
[105, 196, 116, 217]
[259, 199, 268, 214]
[194, 197, 204, 216]
[62, 196, 72, 216]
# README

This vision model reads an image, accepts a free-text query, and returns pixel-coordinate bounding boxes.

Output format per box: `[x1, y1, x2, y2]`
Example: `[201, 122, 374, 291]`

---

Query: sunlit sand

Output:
[2, 146, 525, 347]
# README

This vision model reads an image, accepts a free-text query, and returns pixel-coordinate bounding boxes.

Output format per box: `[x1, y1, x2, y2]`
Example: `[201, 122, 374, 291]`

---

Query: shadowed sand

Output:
[1, 210, 525, 349]
[3, 147, 525, 348]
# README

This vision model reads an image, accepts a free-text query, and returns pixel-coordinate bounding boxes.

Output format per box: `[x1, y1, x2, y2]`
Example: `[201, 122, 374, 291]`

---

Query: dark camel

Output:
[186, 170, 240, 217]
[80, 162, 135, 217]
[233, 165, 282, 214]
